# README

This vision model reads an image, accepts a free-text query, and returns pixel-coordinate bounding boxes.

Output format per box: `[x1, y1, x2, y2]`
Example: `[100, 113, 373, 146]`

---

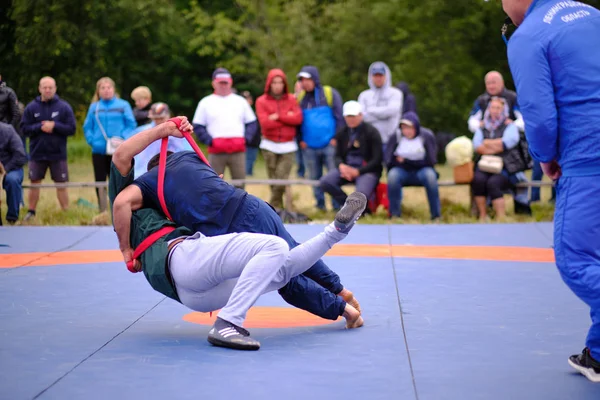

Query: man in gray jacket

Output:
[358, 62, 403, 153]
[0, 122, 27, 225]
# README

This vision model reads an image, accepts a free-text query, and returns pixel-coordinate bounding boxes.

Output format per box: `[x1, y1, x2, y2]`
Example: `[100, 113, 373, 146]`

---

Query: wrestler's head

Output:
[147, 151, 174, 171]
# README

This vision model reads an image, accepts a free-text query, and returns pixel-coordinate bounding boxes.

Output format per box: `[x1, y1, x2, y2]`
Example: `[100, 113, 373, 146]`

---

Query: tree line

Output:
[2, 0, 599, 135]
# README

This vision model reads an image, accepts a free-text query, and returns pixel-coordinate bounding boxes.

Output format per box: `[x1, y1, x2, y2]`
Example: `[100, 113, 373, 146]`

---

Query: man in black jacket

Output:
[0, 74, 20, 133]
[0, 122, 27, 225]
[320, 101, 382, 209]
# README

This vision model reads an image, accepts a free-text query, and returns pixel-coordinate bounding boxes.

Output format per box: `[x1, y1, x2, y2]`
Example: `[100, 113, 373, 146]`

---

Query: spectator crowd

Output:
[0, 65, 544, 225]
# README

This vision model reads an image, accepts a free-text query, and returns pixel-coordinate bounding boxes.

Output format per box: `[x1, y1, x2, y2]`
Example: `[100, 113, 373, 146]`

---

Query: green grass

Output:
[1, 138, 556, 226]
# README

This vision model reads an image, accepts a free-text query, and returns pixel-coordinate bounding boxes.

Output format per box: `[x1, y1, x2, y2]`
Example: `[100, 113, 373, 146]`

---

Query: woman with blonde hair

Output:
[83, 77, 136, 209]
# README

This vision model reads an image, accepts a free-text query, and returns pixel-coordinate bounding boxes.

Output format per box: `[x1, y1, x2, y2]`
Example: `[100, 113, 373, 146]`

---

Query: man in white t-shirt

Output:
[192, 68, 259, 189]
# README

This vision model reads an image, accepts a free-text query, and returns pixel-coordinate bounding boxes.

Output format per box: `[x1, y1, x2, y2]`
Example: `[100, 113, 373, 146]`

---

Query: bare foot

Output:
[338, 288, 361, 313]
[343, 304, 364, 329]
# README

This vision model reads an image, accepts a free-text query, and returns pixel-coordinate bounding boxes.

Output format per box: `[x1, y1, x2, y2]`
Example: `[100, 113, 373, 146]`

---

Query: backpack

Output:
[297, 85, 333, 107]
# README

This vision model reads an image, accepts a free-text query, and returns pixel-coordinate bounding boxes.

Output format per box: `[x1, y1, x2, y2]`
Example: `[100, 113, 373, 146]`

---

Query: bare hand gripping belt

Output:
[126, 117, 211, 273]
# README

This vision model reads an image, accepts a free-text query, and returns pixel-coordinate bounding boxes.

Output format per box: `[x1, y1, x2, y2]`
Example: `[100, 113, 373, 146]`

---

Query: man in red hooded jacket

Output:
[255, 69, 303, 209]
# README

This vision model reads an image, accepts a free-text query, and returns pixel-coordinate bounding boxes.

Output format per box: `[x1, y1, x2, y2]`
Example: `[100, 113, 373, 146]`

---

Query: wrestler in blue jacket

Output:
[504, 0, 600, 382]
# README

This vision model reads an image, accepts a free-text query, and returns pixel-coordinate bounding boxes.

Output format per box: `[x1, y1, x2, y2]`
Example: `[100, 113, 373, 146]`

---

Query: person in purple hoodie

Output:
[385, 111, 441, 221]
[21, 77, 76, 221]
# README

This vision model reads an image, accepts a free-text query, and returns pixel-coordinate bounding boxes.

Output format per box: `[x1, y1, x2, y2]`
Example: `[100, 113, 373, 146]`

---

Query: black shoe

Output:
[207, 317, 260, 351]
[334, 192, 367, 233]
[568, 348, 600, 382]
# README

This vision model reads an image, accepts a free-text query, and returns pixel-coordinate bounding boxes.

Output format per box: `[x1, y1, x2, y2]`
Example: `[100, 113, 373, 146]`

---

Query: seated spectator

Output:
[131, 86, 152, 126]
[131, 102, 193, 179]
[471, 96, 522, 222]
[385, 111, 440, 221]
[255, 69, 303, 209]
[320, 101, 382, 210]
[0, 122, 27, 225]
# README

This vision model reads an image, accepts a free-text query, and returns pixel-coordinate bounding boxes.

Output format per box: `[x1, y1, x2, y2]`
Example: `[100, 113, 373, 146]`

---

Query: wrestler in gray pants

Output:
[169, 222, 349, 328]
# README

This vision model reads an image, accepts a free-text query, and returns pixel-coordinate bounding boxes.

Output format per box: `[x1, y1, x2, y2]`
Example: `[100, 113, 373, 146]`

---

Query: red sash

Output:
[126, 118, 211, 273]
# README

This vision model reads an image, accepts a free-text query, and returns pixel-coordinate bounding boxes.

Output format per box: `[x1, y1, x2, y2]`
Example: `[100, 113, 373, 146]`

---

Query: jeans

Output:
[296, 148, 305, 178]
[531, 160, 556, 202]
[229, 195, 346, 320]
[2, 168, 24, 222]
[302, 145, 341, 210]
[245, 147, 259, 176]
[387, 166, 441, 219]
[320, 169, 379, 206]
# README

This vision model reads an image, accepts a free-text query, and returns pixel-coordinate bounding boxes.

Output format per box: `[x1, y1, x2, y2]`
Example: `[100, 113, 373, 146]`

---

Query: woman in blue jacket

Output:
[504, 0, 600, 381]
[83, 77, 136, 208]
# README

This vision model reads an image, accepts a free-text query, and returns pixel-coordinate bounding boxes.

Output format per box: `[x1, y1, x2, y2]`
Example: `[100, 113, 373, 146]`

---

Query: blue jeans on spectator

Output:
[302, 145, 341, 210]
[387, 166, 441, 219]
[2, 168, 24, 222]
[245, 146, 259, 176]
[320, 169, 379, 207]
[296, 148, 305, 178]
[531, 160, 556, 202]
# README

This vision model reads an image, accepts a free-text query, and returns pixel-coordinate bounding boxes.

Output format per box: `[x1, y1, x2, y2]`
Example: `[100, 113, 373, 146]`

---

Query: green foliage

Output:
[3, 0, 600, 135]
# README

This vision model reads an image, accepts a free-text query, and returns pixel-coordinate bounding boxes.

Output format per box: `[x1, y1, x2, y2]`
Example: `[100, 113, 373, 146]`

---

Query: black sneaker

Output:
[568, 347, 600, 382]
[207, 317, 260, 351]
[334, 192, 367, 233]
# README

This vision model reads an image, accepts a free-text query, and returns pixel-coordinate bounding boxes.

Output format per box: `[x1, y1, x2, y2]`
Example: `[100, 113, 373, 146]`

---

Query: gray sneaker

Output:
[334, 192, 367, 234]
[23, 211, 35, 222]
[207, 317, 260, 351]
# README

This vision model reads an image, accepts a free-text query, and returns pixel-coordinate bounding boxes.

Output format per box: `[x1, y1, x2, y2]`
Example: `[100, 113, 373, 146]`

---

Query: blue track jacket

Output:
[507, 0, 600, 177]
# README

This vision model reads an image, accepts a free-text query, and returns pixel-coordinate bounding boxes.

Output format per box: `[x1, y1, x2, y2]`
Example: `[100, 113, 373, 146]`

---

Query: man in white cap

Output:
[320, 100, 382, 209]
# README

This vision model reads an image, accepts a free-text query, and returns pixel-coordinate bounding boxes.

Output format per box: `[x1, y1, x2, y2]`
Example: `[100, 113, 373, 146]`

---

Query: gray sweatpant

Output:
[168, 223, 347, 327]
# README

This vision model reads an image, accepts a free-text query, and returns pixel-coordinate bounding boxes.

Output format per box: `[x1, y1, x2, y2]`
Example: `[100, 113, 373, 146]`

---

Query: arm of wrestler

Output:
[112, 116, 191, 176]
[113, 185, 144, 271]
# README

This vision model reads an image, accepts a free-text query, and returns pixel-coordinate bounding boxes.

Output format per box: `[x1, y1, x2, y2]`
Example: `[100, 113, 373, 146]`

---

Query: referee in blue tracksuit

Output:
[503, 0, 600, 382]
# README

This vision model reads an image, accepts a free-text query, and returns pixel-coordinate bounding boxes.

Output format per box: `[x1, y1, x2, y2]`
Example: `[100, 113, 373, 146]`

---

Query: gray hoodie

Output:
[358, 62, 403, 145]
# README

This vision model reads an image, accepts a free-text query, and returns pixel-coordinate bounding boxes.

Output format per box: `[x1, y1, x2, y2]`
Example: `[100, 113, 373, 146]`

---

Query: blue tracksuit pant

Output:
[554, 176, 600, 361]
[229, 195, 346, 320]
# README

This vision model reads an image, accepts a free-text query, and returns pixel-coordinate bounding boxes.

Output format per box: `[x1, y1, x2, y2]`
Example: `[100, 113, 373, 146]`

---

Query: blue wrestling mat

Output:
[1, 223, 599, 399]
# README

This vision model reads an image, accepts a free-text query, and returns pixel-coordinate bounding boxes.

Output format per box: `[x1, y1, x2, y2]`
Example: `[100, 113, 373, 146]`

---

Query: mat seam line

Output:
[1, 228, 101, 273]
[32, 297, 166, 400]
[388, 224, 420, 400]
[534, 222, 553, 244]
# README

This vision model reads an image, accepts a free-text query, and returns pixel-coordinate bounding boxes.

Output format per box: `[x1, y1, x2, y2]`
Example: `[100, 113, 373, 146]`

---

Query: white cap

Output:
[343, 100, 362, 116]
[297, 71, 312, 79]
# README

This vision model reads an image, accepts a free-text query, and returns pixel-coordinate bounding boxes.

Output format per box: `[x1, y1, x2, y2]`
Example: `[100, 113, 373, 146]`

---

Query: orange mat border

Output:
[0, 244, 554, 268]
